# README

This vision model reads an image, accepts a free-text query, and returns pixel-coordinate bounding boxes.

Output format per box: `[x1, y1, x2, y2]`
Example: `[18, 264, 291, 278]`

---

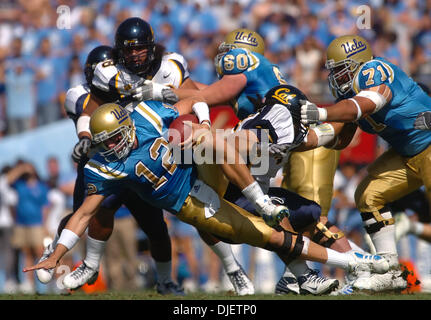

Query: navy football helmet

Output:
[84, 45, 113, 84]
[114, 17, 155, 75]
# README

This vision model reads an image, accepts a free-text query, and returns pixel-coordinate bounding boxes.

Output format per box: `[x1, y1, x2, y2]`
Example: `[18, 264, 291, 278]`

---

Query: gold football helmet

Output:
[214, 28, 265, 71]
[326, 35, 373, 98]
[90, 103, 135, 162]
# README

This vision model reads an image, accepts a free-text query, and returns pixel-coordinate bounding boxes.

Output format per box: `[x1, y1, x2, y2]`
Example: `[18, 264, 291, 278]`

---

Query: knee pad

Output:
[311, 221, 345, 247]
[274, 230, 304, 264]
[360, 205, 395, 234]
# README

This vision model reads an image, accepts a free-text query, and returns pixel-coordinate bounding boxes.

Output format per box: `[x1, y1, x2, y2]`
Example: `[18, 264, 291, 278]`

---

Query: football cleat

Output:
[227, 266, 255, 296]
[353, 269, 407, 292]
[255, 195, 289, 228]
[348, 252, 389, 275]
[156, 280, 185, 296]
[275, 271, 300, 295]
[62, 261, 99, 290]
[35, 243, 55, 284]
[297, 269, 339, 295]
[330, 283, 354, 296]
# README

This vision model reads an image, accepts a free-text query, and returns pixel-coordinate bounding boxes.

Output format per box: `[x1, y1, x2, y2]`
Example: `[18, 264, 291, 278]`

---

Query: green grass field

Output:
[1, 289, 431, 300]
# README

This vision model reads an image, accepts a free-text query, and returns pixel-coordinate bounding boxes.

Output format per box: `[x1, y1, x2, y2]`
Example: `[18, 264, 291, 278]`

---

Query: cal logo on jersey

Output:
[271, 87, 296, 105]
[111, 107, 128, 124]
[341, 39, 367, 58]
[87, 183, 97, 195]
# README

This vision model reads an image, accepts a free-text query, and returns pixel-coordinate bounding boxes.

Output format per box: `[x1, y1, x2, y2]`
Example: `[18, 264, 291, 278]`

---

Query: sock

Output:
[241, 181, 265, 206]
[325, 248, 350, 269]
[411, 221, 424, 236]
[155, 261, 173, 283]
[370, 224, 398, 255]
[287, 260, 309, 277]
[83, 235, 106, 270]
[364, 211, 398, 255]
[210, 242, 239, 273]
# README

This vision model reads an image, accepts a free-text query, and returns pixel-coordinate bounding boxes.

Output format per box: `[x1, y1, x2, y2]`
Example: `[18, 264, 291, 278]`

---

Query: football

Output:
[168, 114, 199, 146]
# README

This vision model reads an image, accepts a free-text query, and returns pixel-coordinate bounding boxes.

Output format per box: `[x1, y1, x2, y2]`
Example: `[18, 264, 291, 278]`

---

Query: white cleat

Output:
[395, 212, 411, 241]
[255, 195, 289, 228]
[35, 243, 55, 284]
[353, 269, 407, 292]
[62, 261, 99, 290]
[227, 266, 255, 296]
[348, 252, 389, 275]
[297, 269, 339, 295]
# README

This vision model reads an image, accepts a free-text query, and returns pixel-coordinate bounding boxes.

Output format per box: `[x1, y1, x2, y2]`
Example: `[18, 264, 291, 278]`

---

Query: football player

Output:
[300, 34, 431, 291]
[36, 44, 185, 295]
[60, 18, 254, 295]
[23, 102, 390, 282]
[173, 28, 350, 294]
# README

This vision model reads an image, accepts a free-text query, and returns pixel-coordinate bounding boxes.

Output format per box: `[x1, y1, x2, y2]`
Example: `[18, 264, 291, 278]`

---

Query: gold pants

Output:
[355, 145, 431, 214]
[283, 148, 341, 216]
[176, 164, 274, 248]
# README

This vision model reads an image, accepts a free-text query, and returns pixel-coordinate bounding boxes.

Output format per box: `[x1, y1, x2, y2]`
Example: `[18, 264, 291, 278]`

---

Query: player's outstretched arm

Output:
[301, 85, 392, 124]
[23, 194, 105, 272]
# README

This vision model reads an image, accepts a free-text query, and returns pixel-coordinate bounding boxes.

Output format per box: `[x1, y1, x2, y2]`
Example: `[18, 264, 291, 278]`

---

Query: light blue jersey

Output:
[216, 48, 287, 120]
[84, 101, 197, 213]
[354, 57, 431, 156]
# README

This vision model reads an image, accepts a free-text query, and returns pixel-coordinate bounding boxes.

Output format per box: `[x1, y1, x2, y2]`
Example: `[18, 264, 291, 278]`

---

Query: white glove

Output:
[72, 137, 91, 163]
[300, 99, 327, 124]
[255, 195, 289, 228]
[131, 80, 172, 102]
[414, 111, 431, 130]
[268, 143, 291, 161]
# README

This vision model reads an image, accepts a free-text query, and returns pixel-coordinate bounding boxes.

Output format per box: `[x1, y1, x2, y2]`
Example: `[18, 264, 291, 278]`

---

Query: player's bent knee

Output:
[311, 221, 345, 247]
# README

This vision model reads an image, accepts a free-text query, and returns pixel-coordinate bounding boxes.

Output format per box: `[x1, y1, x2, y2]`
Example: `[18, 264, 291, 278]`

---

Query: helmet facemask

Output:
[118, 43, 155, 76]
[326, 58, 360, 99]
[93, 123, 135, 162]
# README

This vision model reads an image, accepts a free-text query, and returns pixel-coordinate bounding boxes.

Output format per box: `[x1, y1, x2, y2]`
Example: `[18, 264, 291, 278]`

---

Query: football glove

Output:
[72, 137, 91, 163]
[300, 99, 327, 124]
[131, 80, 174, 102]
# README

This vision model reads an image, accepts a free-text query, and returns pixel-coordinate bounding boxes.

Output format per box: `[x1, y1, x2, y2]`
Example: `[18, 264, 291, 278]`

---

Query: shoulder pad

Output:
[219, 48, 258, 76]
[92, 60, 118, 92]
[65, 84, 90, 118]
[353, 59, 394, 92]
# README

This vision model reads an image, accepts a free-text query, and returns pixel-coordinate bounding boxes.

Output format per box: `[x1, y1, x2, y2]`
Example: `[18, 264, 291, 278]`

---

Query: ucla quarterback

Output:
[300, 34, 431, 291]
[23, 102, 390, 280]
[36, 44, 186, 295]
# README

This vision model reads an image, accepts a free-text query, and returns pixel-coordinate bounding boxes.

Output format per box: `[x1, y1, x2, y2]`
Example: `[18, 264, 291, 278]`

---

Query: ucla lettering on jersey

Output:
[64, 83, 91, 124]
[84, 100, 196, 213]
[355, 57, 431, 156]
[216, 48, 288, 120]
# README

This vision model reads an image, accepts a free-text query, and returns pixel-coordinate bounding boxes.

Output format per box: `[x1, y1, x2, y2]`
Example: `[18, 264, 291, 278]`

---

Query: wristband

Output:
[313, 123, 335, 147]
[192, 102, 211, 124]
[57, 228, 80, 250]
[76, 115, 91, 136]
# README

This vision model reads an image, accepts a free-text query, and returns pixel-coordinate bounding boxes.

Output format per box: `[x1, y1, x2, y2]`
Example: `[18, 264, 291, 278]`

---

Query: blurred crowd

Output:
[0, 0, 430, 137]
[1, 0, 431, 294]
